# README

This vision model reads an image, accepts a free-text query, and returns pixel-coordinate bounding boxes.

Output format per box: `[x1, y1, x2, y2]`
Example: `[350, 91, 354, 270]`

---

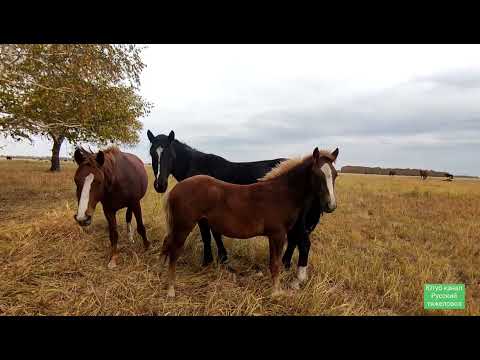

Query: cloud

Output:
[416, 68, 480, 89]
[3, 45, 480, 176]
[143, 69, 480, 174]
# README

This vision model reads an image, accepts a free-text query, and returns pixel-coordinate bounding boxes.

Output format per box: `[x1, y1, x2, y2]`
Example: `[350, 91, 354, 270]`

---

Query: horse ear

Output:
[313, 147, 320, 161]
[96, 151, 105, 166]
[147, 130, 155, 143]
[331, 147, 339, 162]
[168, 130, 175, 143]
[74, 148, 85, 165]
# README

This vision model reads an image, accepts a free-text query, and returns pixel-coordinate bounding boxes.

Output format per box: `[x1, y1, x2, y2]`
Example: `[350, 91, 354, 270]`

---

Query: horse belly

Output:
[207, 210, 264, 239]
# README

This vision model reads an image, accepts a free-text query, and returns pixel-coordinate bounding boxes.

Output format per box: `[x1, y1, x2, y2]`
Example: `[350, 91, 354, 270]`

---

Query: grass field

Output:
[1, 159, 479, 315]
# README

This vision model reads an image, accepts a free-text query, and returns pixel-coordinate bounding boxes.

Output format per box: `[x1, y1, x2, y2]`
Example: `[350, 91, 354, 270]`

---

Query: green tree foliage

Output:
[0, 44, 151, 170]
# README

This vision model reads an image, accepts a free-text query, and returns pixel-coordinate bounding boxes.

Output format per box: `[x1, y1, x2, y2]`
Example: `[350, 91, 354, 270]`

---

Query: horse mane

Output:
[75, 146, 119, 186]
[258, 150, 335, 181]
[173, 139, 196, 152]
[76, 146, 120, 164]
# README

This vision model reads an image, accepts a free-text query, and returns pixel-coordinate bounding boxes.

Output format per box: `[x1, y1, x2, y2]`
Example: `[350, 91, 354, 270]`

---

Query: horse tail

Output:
[162, 188, 173, 236]
[161, 188, 174, 263]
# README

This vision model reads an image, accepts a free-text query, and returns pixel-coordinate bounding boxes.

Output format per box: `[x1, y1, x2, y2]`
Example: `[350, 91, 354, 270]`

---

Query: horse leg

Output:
[132, 201, 150, 250]
[103, 208, 119, 269]
[164, 229, 190, 298]
[198, 218, 214, 266]
[291, 231, 311, 290]
[283, 205, 312, 270]
[282, 232, 296, 270]
[268, 232, 287, 297]
[289, 198, 320, 288]
[126, 207, 134, 243]
[212, 230, 228, 264]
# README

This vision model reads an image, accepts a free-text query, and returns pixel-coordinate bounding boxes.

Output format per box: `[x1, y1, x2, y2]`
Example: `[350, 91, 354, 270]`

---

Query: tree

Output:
[0, 44, 151, 171]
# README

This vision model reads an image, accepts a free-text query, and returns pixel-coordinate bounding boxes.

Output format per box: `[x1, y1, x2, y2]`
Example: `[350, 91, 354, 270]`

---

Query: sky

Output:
[2, 44, 480, 175]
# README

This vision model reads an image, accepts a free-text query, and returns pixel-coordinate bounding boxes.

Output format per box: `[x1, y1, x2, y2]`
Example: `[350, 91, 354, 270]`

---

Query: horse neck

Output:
[171, 141, 194, 181]
[101, 153, 117, 191]
[272, 161, 314, 208]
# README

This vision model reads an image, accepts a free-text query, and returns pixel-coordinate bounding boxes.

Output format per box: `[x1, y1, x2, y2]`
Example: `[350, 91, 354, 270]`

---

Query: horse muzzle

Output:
[74, 214, 92, 227]
[154, 179, 168, 193]
[324, 203, 337, 213]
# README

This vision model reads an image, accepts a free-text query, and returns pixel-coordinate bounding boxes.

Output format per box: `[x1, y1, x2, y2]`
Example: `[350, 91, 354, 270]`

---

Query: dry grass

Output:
[1, 160, 479, 315]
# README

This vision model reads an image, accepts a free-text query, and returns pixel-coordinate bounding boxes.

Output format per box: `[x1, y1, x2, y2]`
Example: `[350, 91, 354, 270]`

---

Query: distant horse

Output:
[419, 170, 428, 180]
[388, 170, 396, 176]
[161, 147, 339, 297]
[148, 130, 324, 285]
[6, 156, 12, 160]
[444, 173, 454, 181]
[73, 146, 149, 269]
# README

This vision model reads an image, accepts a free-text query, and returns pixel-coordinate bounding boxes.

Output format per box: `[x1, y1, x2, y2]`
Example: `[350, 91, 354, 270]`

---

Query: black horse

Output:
[147, 130, 323, 282]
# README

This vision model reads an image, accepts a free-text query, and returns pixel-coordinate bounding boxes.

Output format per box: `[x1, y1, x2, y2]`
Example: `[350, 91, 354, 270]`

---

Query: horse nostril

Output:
[76, 215, 92, 226]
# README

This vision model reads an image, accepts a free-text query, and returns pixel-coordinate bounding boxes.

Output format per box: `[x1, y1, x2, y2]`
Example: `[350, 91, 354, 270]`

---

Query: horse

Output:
[73, 146, 149, 269]
[147, 130, 324, 282]
[160, 147, 339, 297]
[444, 172, 454, 181]
[388, 170, 396, 176]
[6, 156, 12, 160]
[419, 170, 428, 180]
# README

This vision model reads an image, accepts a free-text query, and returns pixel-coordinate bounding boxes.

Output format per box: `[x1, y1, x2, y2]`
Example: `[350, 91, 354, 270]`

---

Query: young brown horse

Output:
[73, 146, 149, 269]
[161, 147, 339, 297]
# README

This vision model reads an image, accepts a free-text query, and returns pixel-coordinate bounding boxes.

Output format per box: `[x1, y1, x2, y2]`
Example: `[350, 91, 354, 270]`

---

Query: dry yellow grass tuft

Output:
[1, 160, 479, 315]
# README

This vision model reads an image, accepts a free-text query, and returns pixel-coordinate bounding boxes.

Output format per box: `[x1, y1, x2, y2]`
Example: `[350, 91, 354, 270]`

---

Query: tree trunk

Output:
[50, 135, 65, 171]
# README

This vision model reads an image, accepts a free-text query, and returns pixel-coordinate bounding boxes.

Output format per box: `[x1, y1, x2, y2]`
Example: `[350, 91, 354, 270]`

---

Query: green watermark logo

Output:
[424, 284, 465, 310]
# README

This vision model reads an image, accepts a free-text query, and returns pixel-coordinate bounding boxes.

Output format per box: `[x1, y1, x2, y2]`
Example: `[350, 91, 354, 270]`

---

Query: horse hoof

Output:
[290, 280, 301, 290]
[107, 260, 117, 269]
[202, 259, 214, 267]
[167, 287, 175, 298]
[272, 289, 285, 297]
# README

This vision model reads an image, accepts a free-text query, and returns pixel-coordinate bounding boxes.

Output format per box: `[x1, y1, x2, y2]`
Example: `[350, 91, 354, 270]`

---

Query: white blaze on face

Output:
[320, 163, 336, 210]
[156, 147, 163, 180]
[76, 173, 94, 221]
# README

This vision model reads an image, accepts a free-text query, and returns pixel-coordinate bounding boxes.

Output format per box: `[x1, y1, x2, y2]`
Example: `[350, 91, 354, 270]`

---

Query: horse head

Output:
[311, 147, 339, 213]
[147, 129, 176, 193]
[73, 147, 108, 226]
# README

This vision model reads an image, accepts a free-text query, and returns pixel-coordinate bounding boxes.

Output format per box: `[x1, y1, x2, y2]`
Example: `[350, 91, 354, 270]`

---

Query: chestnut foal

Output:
[73, 147, 149, 268]
[161, 147, 339, 297]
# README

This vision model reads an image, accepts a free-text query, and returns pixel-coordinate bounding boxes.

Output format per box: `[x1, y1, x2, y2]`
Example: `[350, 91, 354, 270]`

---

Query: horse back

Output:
[107, 151, 148, 207]
[206, 156, 286, 185]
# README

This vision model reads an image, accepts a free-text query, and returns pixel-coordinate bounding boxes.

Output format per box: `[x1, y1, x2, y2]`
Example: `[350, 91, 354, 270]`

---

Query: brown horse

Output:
[73, 146, 149, 269]
[160, 147, 339, 297]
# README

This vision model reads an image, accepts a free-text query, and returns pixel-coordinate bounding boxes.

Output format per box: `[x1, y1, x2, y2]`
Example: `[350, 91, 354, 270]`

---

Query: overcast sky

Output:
[2, 44, 480, 175]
